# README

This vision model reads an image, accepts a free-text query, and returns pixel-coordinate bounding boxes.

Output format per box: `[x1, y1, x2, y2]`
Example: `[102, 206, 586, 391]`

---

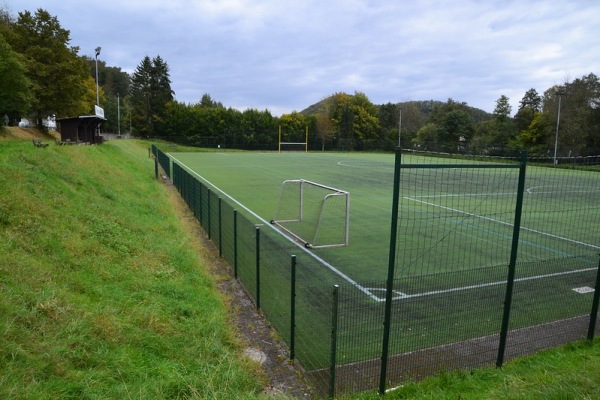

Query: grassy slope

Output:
[0, 137, 267, 399]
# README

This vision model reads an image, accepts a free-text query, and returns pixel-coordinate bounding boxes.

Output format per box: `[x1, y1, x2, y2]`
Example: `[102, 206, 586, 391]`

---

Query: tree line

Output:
[1, 7, 598, 157]
[159, 82, 600, 158]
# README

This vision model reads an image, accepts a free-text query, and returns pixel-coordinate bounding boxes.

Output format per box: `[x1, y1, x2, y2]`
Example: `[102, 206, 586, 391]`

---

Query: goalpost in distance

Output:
[278, 126, 308, 153]
[271, 179, 350, 249]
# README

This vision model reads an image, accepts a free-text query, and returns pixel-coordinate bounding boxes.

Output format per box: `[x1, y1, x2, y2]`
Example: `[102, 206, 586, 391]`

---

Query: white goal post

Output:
[278, 126, 308, 153]
[271, 179, 350, 248]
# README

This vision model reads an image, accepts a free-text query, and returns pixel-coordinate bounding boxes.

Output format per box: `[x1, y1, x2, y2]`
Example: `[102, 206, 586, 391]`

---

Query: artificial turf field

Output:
[166, 149, 600, 370]
[168, 150, 599, 287]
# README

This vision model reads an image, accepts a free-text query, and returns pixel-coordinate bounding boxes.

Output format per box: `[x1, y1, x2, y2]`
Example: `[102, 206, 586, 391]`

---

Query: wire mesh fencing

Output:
[155, 145, 600, 398]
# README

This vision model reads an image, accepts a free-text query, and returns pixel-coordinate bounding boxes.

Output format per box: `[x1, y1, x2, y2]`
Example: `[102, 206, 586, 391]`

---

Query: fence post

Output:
[193, 179, 199, 219]
[207, 189, 212, 240]
[379, 148, 402, 394]
[233, 209, 238, 279]
[587, 255, 600, 340]
[256, 226, 261, 309]
[290, 255, 297, 360]
[329, 284, 340, 400]
[497, 152, 527, 367]
[154, 153, 159, 179]
[199, 182, 204, 227]
[218, 197, 222, 257]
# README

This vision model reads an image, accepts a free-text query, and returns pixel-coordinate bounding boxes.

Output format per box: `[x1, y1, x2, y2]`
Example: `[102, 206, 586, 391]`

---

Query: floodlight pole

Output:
[95, 47, 101, 106]
[553, 90, 563, 165]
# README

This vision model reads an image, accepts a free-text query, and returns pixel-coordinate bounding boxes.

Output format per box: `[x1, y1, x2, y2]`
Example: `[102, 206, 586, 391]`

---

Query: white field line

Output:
[169, 155, 380, 301]
[373, 266, 598, 302]
[527, 186, 600, 195]
[405, 197, 600, 251]
[410, 192, 517, 198]
[375, 194, 599, 301]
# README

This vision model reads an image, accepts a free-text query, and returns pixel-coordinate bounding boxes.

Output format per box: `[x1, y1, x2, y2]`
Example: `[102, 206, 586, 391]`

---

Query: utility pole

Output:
[553, 90, 563, 165]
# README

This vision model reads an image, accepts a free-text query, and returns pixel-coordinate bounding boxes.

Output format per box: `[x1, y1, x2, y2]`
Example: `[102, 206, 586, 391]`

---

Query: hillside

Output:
[300, 97, 493, 123]
[0, 137, 268, 399]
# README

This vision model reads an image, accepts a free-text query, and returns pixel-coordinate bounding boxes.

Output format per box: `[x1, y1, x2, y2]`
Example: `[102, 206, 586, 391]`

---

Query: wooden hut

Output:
[56, 115, 106, 144]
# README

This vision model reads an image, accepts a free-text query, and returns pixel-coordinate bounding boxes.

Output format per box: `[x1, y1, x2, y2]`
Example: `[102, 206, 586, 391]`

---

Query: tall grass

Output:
[0, 139, 267, 399]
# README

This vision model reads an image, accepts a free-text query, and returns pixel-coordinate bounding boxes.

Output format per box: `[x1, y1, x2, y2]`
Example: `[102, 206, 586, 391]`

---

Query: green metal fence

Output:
[154, 145, 600, 398]
[167, 158, 338, 394]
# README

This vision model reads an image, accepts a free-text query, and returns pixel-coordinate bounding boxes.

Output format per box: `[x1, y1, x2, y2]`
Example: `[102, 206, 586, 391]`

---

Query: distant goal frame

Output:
[278, 126, 308, 153]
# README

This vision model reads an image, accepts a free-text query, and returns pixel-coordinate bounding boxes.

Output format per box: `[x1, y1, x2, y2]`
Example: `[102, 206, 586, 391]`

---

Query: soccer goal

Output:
[271, 179, 349, 248]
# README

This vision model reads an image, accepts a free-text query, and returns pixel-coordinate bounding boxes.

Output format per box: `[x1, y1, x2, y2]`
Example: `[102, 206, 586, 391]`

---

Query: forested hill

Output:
[301, 98, 493, 123]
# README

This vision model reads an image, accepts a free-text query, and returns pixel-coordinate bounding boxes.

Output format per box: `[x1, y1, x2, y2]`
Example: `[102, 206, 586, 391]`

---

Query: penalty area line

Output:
[168, 155, 380, 301]
[405, 197, 600, 251]
[370, 266, 598, 302]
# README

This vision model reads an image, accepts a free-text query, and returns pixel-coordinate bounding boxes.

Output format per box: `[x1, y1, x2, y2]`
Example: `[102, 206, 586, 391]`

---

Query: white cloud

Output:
[7, 0, 600, 115]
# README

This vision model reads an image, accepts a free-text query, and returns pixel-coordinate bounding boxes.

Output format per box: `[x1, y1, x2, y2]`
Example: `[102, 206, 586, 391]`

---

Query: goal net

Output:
[271, 179, 350, 248]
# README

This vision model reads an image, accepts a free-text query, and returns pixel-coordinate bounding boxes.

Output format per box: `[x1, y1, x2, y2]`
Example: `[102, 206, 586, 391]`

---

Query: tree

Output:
[130, 55, 174, 136]
[514, 106, 536, 134]
[9, 9, 89, 123]
[540, 75, 600, 157]
[351, 104, 379, 149]
[507, 112, 549, 156]
[438, 110, 473, 152]
[0, 4, 13, 37]
[279, 112, 308, 142]
[491, 95, 516, 154]
[129, 56, 153, 135]
[519, 88, 542, 112]
[514, 89, 542, 136]
[198, 93, 223, 108]
[378, 102, 400, 150]
[322, 91, 379, 150]
[410, 99, 475, 152]
[150, 56, 174, 117]
[469, 96, 516, 155]
[493, 95, 512, 121]
[561, 73, 600, 155]
[412, 123, 439, 150]
[0, 34, 31, 124]
[314, 113, 335, 150]
[398, 102, 427, 144]
[240, 108, 277, 149]
[83, 57, 129, 99]
[469, 120, 496, 154]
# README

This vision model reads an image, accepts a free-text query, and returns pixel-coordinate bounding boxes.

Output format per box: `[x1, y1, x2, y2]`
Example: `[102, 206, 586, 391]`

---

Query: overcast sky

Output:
[6, 0, 600, 116]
